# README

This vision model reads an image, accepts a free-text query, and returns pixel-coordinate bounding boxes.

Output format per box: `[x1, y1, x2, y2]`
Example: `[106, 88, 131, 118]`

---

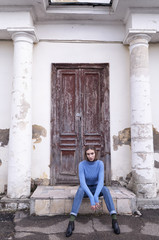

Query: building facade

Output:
[0, 0, 159, 203]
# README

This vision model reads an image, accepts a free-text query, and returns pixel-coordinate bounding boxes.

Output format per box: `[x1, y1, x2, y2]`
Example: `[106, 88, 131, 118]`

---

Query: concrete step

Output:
[30, 185, 136, 216]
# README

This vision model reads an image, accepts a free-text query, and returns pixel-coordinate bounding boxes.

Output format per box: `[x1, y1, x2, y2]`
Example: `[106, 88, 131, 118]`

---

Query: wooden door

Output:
[51, 64, 110, 185]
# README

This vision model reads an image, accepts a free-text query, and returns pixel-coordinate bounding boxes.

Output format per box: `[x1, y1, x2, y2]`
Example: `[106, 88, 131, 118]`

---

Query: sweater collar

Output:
[86, 160, 97, 165]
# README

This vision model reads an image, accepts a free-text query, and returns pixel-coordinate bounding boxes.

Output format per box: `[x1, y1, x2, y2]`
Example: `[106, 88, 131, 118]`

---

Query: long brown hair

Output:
[84, 145, 98, 161]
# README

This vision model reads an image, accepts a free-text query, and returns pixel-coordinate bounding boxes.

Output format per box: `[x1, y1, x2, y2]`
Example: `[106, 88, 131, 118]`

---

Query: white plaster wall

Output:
[149, 43, 159, 192]
[126, 14, 159, 34]
[132, 14, 159, 31]
[0, 12, 33, 29]
[2, 32, 159, 194]
[32, 40, 131, 182]
[31, 46, 51, 180]
[36, 22, 124, 42]
[150, 44, 159, 130]
[0, 5, 159, 196]
[0, 42, 13, 193]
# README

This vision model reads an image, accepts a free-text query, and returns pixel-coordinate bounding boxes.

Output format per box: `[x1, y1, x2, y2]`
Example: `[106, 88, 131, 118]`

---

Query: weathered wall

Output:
[1, 29, 159, 194]
[32, 40, 131, 184]
[0, 42, 13, 193]
[150, 44, 159, 192]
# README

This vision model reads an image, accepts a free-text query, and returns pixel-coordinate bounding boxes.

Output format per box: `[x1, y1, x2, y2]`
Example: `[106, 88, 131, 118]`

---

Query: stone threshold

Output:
[137, 196, 159, 209]
[30, 185, 137, 216]
[0, 196, 30, 211]
[2, 186, 159, 214]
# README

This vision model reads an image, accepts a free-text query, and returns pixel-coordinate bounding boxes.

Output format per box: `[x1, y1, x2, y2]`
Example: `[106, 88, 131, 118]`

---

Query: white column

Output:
[129, 34, 156, 198]
[7, 32, 35, 198]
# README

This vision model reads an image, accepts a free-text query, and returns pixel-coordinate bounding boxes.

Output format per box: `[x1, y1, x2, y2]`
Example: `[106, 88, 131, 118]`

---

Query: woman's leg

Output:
[66, 186, 85, 237]
[101, 186, 120, 234]
[70, 186, 85, 216]
[101, 186, 116, 215]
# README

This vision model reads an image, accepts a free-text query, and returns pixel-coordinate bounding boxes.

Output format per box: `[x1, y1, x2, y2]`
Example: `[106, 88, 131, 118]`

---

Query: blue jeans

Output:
[70, 185, 116, 216]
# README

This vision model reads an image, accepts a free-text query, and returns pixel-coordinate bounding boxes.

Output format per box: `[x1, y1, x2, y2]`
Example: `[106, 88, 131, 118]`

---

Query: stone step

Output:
[30, 185, 136, 216]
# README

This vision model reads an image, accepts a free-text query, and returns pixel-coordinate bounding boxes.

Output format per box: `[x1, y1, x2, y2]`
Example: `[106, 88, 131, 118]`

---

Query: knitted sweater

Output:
[79, 160, 104, 206]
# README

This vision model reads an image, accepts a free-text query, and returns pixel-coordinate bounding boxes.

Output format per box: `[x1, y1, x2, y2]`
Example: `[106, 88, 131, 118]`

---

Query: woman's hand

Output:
[91, 205, 96, 211]
[91, 203, 101, 211]
[95, 202, 101, 209]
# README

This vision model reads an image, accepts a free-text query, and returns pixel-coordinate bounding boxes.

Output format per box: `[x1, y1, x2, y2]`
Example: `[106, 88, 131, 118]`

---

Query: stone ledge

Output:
[0, 197, 30, 212]
[30, 185, 137, 216]
[137, 196, 159, 209]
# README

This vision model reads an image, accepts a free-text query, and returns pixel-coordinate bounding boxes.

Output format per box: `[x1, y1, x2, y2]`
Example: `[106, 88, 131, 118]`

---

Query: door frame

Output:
[51, 63, 111, 185]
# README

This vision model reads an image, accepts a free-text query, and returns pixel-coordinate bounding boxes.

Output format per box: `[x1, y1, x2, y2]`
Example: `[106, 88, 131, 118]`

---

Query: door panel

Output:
[81, 68, 107, 165]
[83, 71, 100, 134]
[54, 69, 79, 184]
[51, 64, 110, 185]
[60, 71, 77, 133]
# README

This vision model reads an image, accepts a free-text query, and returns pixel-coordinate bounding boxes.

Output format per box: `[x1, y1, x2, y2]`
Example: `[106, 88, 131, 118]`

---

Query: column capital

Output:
[12, 32, 36, 44]
[123, 29, 156, 45]
[127, 34, 151, 46]
[7, 27, 38, 43]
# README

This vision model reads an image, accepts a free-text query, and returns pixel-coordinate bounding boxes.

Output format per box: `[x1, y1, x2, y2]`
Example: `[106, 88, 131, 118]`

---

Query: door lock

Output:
[76, 113, 82, 120]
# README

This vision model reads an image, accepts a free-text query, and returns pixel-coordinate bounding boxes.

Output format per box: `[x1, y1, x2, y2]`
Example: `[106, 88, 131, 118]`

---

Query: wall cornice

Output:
[123, 12, 159, 44]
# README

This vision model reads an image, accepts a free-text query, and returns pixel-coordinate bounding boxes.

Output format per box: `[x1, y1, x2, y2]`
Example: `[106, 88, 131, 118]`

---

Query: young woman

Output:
[66, 145, 120, 237]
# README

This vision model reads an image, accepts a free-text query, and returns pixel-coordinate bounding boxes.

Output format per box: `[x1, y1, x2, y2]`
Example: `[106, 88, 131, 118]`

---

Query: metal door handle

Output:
[76, 113, 82, 120]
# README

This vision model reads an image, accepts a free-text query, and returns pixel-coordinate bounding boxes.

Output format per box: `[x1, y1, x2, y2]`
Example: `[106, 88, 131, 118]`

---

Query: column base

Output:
[133, 183, 157, 198]
[137, 195, 159, 209]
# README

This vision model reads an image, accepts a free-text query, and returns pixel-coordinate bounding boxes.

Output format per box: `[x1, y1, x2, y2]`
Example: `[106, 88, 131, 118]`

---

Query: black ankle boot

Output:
[112, 219, 120, 234]
[66, 221, 75, 237]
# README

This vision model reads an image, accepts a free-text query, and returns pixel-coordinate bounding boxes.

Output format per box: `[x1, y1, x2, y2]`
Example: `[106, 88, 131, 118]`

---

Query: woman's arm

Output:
[94, 161, 104, 203]
[79, 162, 96, 206]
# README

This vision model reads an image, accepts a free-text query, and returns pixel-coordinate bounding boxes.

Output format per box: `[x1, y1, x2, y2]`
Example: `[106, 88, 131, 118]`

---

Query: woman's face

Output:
[86, 149, 95, 161]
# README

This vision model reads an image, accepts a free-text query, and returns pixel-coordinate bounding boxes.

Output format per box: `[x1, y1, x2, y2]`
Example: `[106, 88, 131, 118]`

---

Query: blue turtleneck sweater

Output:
[79, 160, 104, 206]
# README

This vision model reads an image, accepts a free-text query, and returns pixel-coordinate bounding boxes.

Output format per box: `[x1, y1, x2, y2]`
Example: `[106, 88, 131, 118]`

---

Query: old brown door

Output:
[51, 64, 110, 185]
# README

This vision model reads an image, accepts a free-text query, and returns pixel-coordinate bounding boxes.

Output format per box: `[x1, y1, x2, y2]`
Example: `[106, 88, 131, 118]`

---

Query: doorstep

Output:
[30, 185, 136, 216]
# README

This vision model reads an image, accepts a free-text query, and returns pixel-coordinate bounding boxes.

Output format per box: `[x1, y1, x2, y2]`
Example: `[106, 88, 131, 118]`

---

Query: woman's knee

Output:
[101, 186, 110, 195]
[76, 186, 85, 197]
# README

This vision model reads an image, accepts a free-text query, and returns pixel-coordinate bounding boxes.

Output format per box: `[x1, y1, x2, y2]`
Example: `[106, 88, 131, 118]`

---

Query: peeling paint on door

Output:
[51, 63, 110, 185]
[113, 128, 131, 151]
